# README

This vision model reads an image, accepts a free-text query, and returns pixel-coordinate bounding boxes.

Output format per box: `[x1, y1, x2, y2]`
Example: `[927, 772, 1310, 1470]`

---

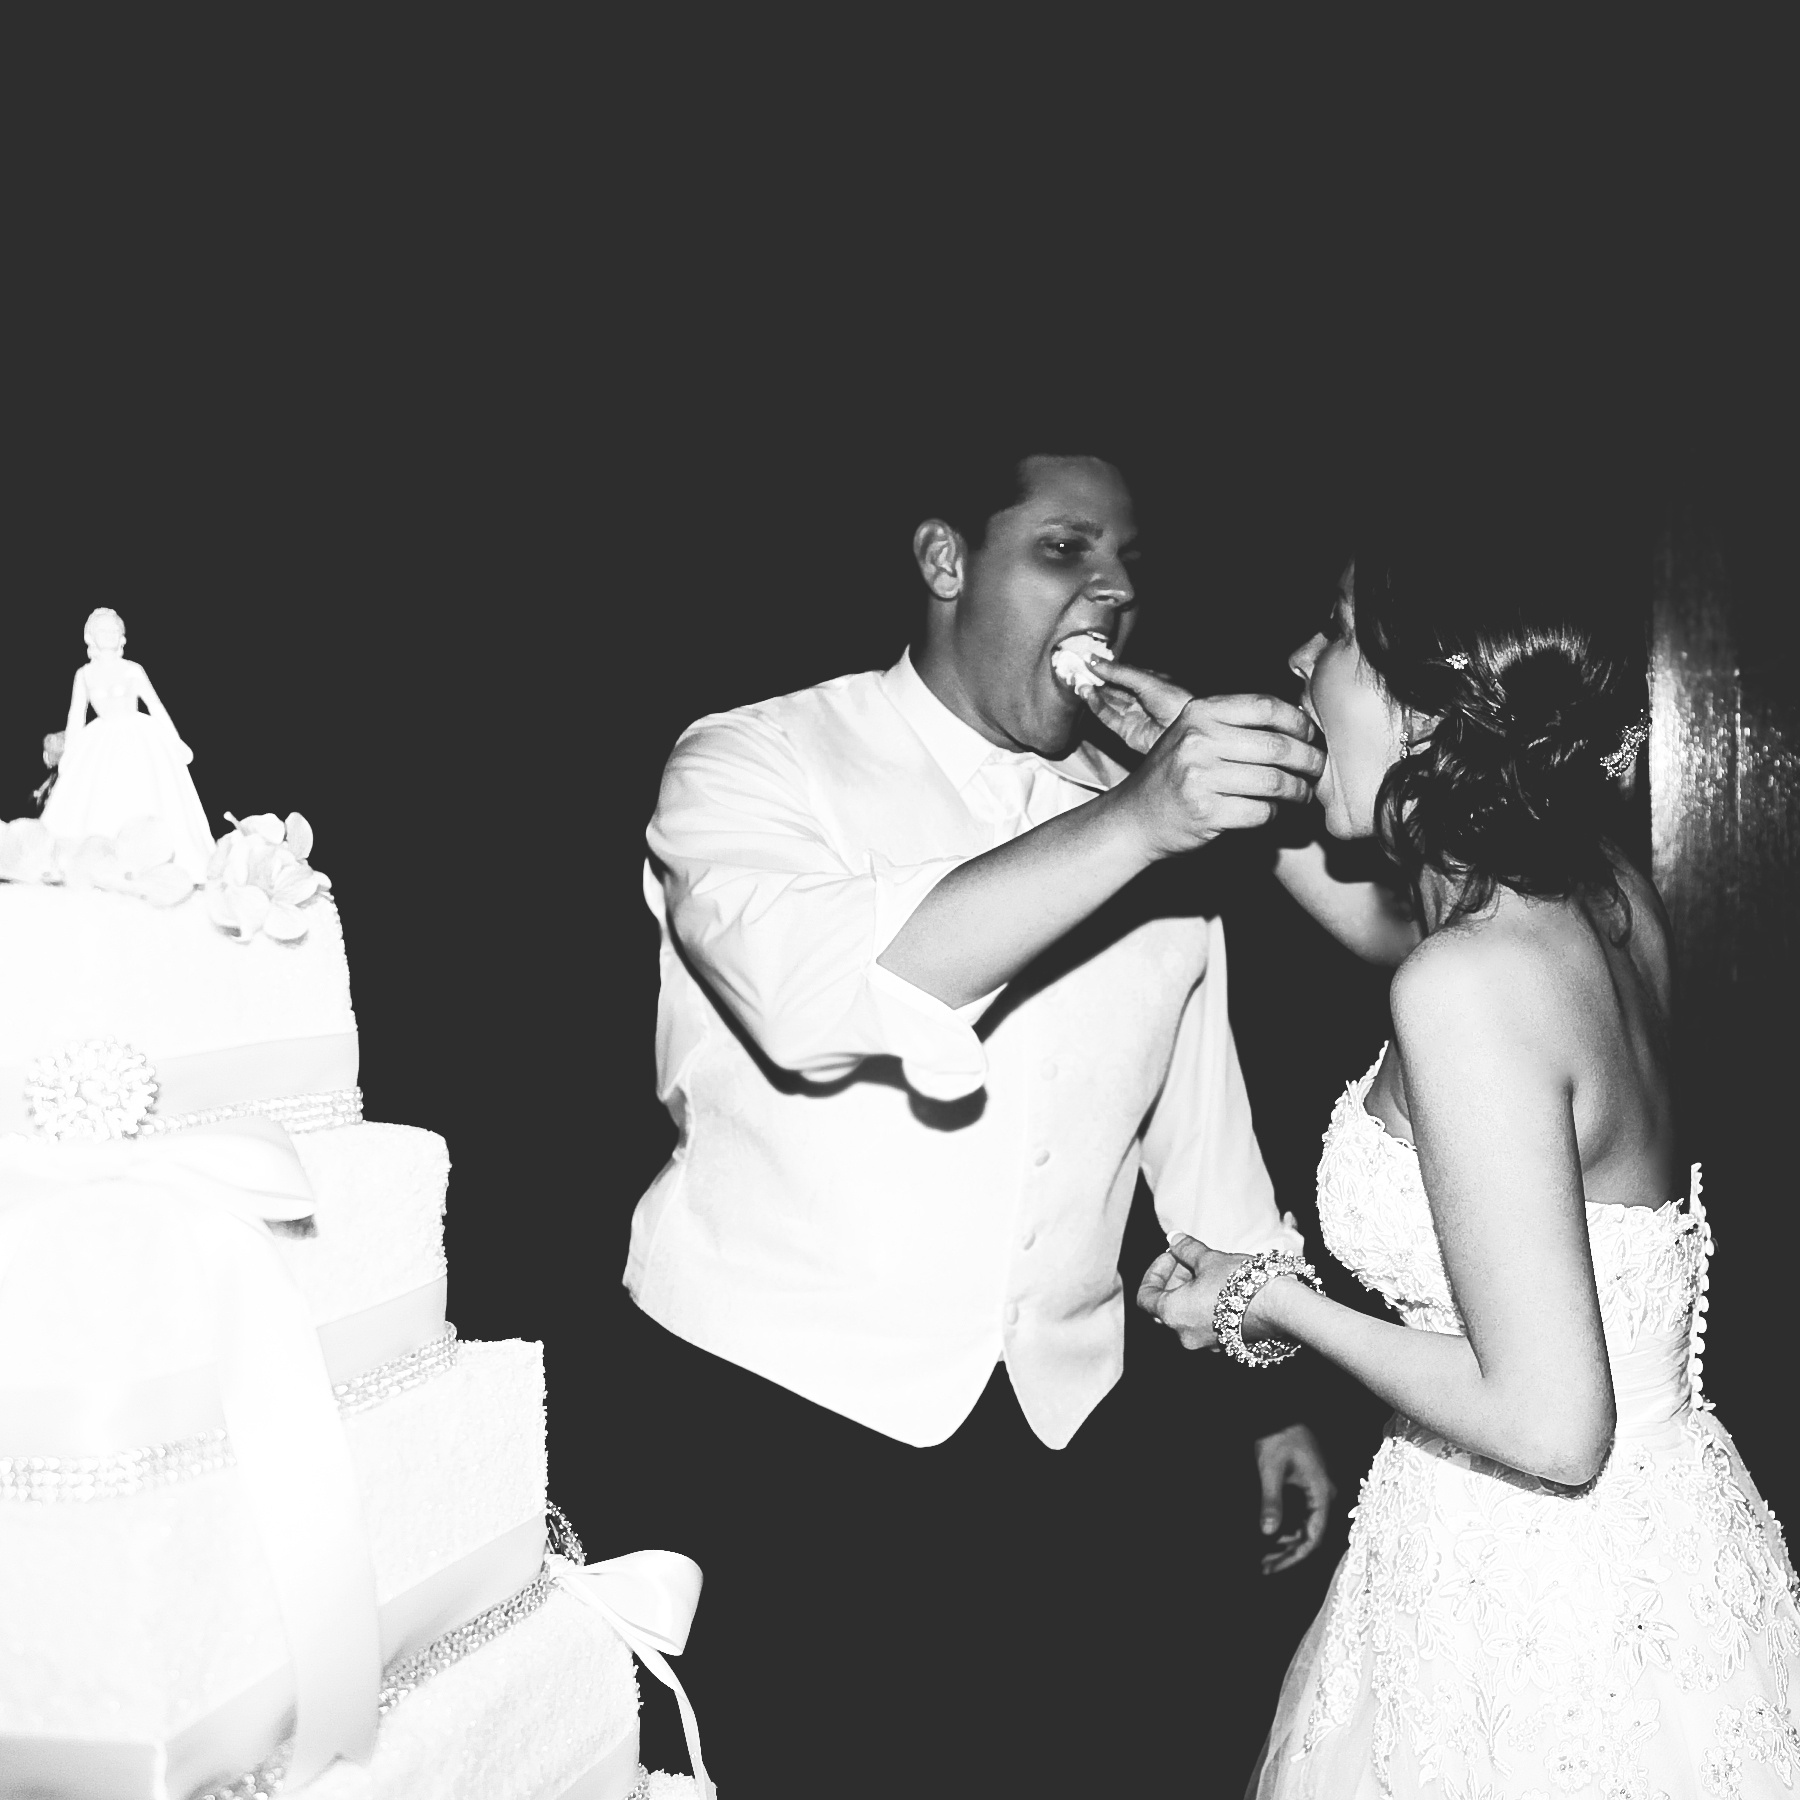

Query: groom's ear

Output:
[912, 519, 967, 601]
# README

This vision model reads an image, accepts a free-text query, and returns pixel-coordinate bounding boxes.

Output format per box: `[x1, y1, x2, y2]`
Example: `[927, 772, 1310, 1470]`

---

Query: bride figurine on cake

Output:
[39, 608, 216, 878]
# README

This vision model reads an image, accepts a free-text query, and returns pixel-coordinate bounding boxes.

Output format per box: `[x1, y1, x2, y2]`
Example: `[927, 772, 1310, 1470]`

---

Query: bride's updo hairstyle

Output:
[1354, 526, 1647, 928]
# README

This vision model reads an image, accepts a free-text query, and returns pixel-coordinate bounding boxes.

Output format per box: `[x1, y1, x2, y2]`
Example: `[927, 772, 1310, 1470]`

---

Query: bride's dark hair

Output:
[1353, 524, 1647, 929]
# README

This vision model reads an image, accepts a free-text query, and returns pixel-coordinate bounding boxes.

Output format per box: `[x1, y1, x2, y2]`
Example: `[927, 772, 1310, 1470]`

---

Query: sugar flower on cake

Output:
[206, 811, 331, 943]
[25, 1038, 159, 1140]
[0, 814, 198, 906]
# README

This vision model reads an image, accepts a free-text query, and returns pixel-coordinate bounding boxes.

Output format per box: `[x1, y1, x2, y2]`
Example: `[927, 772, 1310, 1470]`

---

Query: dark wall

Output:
[7, 386, 1785, 1504]
[6, 161, 1791, 1757]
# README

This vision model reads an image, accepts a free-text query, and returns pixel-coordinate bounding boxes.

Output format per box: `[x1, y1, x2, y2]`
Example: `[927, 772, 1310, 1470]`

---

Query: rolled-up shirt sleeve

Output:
[1140, 916, 1301, 1256]
[647, 710, 997, 1101]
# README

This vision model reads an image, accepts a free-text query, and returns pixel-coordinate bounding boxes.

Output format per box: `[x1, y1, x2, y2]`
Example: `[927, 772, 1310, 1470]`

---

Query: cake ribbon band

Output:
[0, 1028, 360, 1136]
[0, 1124, 383, 1787]
[554, 1549, 714, 1800]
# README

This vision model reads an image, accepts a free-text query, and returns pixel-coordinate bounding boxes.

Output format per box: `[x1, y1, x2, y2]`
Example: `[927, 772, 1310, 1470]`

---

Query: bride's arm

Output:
[1273, 838, 1421, 966]
[1248, 936, 1615, 1485]
[64, 668, 89, 739]
[1148, 933, 1616, 1486]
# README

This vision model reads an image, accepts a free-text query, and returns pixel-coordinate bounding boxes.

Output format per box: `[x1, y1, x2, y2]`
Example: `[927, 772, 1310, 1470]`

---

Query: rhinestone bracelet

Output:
[1212, 1250, 1324, 1369]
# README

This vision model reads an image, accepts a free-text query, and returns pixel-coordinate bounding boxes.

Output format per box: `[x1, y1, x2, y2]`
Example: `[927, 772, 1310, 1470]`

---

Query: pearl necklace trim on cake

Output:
[196, 1529, 598, 1800]
[196, 1563, 565, 1798]
[135, 1084, 365, 1137]
[195, 1504, 700, 1800]
[20, 1035, 362, 1141]
[0, 1324, 459, 1502]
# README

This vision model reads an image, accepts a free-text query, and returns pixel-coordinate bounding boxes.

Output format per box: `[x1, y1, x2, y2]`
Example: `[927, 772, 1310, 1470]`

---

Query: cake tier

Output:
[291, 1588, 671, 1800]
[0, 1122, 450, 1456]
[0, 883, 355, 1134]
[0, 1339, 548, 1799]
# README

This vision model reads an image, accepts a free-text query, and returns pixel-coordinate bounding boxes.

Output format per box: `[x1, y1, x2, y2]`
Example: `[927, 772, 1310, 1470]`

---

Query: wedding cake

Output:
[0, 620, 710, 1800]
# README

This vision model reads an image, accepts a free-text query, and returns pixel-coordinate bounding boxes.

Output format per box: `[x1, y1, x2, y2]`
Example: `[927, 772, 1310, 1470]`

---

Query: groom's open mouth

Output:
[1048, 629, 1116, 700]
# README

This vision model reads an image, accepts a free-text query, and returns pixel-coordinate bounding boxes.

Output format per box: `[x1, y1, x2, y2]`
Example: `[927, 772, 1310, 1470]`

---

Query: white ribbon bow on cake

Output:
[0, 1119, 383, 1787]
[548, 1513, 715, 1800]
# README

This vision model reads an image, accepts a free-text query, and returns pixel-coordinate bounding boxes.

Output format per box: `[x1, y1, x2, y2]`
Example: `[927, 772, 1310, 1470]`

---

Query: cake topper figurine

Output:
[38, 608, 215, 878]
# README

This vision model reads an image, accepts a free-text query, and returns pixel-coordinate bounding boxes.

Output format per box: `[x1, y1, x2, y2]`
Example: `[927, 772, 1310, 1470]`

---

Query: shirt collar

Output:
[880, 648, 1126, 795]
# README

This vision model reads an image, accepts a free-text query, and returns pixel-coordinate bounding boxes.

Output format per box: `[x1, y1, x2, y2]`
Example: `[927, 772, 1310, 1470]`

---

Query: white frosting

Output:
[0, 1123, 449, 1392]
[0, 861, 676, 1795]
[293, 1590, 642, 1800]
[0, 882, 353, 1069]
[0, 1338, 549, 1739]
[295, 1125, 450, 1329]
[1049, 631, 1113, 697]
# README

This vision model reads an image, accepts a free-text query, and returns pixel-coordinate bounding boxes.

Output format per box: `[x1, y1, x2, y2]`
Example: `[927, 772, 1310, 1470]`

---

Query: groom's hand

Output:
[1095, 662, 1323, 859]
[1253, 1424, 1335, 1574]
[1081, 661, 1194, 754]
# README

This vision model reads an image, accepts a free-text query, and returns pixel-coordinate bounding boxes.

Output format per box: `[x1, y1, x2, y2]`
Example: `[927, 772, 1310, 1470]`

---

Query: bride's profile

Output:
[1112, 533, 1799, 1796]
[40, 607, 215, 877]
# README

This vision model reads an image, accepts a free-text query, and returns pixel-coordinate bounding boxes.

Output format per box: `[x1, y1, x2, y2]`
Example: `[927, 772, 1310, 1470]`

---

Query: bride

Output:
[1105, 539, 1799, 1796]
[41, 608, 216, 878]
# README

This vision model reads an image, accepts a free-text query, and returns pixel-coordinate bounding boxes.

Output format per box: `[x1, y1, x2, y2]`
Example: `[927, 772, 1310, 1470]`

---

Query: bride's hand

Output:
[1135, 1234, 1250, 1351]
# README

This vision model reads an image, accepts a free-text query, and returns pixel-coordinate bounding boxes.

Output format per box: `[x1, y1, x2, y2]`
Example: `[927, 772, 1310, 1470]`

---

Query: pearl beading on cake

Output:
[376, 1560, 558, 1713]
[0, 1431, 235, 1503]
[135, 1085, 365, 1137]
[193, 1532, 615, 1800]
[20, 1034, 364, 1141]
[0, 1325, 459, 1501]
[332, 1321, 459, 1417]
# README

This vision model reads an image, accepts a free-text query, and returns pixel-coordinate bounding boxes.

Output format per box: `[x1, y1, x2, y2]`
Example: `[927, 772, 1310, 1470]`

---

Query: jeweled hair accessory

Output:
[25, 1040, 158, 1140]
[1444, 652, 1472, 671]
[1602, 713, 1649, 780]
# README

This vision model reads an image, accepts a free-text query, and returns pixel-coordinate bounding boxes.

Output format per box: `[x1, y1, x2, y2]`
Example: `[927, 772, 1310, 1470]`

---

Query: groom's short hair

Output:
[909, 438, 1130, 554]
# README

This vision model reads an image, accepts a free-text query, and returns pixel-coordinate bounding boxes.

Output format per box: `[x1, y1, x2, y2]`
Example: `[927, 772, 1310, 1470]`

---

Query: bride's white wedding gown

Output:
[41, 660, 215, 878]
[1256, 1052, 1800, 1799]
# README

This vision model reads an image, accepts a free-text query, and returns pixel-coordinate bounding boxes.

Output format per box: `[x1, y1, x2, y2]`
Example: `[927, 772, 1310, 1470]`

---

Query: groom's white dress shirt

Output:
[628, 649, 1298, 1449]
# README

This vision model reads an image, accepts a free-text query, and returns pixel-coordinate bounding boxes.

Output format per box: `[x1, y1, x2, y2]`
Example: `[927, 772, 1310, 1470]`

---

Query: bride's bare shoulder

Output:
[1392, 866, 1673, 1069]
[1389, 900, 1569, 1053]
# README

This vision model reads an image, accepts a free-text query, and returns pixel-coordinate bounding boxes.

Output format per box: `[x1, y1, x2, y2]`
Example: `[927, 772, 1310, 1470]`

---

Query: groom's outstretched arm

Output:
[881, 692, 1321, 1009]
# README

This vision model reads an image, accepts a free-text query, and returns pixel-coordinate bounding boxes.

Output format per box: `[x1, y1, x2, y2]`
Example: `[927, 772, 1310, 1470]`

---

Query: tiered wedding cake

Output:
[0, 618, 709, 1800]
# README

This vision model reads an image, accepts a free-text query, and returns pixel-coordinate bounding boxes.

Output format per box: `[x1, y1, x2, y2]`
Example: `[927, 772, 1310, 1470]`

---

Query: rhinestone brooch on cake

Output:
[24, 1039, 158, 1140]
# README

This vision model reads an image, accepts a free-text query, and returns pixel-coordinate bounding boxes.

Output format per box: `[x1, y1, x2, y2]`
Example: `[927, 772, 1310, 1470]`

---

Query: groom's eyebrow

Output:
[1038, 515, 1107, 535]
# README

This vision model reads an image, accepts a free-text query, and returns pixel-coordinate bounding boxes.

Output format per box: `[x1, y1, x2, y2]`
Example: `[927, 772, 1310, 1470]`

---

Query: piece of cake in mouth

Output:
[1048, 630, 1115, 697]
[0, 617, 711, 1800]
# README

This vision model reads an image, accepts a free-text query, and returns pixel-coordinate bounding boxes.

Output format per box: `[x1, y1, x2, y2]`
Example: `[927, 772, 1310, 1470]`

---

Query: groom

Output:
[626, 444, 1335, 1791]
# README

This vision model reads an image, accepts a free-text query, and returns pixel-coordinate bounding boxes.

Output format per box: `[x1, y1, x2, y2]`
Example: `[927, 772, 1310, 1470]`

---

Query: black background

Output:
[5, 30, 1793, 1786]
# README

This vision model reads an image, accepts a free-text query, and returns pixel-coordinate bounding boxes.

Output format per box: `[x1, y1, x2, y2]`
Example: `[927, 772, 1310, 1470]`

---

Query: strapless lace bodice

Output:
[1318, 1049, 1711, 1434]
